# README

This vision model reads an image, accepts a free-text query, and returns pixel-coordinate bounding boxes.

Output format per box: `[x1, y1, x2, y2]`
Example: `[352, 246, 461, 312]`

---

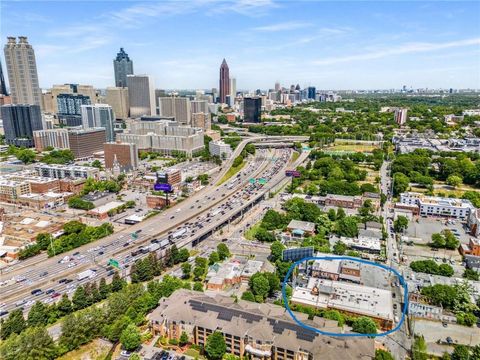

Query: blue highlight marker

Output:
[281, 256, 409, 338]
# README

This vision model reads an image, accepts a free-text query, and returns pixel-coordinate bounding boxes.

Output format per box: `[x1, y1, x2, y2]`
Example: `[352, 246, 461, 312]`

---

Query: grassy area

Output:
[290, 151, 300, 163]
[184, 349, 205, 359]
[325, 144, 378, 152]
[57, 339, 111, 360]
[217, 160, 246, 185]
[244, 222, 262, 241]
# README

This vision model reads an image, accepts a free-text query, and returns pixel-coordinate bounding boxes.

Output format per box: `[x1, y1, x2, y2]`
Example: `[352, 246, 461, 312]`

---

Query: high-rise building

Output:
[219, 59, 230, 104]
[158, 97, 191, 125]
[275, 82, 281, 92]
[106, 87, 129, 119]
[80, 104, 116, 142]
[243, 97, 261, 123]
[307, 86, 316, 100]
[3, 36, 41, 106]
[191, 100, 208, 114]
[229, 77, 236, 106]
[394, 108, 408, 125]
[76, 85, 97, 103]
[113, 48, 133, 88]
[68, 128, 106, 159]
[104, 141, 138, 172]
[33, 129, 70, 152]
[127, 75, 155, 118]
[1, 104, 42, 147]
[57, 94, 91, 115]
[191, 112, 211, 130]
[0, 58, 7, 95]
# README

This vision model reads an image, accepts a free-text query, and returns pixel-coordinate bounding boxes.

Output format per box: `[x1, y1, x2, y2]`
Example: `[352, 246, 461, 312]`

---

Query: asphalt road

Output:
[0, 146, 309, 316]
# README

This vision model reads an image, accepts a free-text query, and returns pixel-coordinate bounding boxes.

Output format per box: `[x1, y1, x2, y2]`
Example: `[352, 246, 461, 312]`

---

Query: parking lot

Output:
[405, 217, 471, 245]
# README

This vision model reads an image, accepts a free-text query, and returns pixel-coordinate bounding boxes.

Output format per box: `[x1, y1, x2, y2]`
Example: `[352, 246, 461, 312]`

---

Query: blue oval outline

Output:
[281, 256, 409, 337]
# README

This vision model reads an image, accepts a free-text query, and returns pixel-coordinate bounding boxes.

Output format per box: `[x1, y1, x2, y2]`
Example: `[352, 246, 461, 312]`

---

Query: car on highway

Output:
[46, 289, 55, 295]
[0, 310, 8, 317]
[31, 289, 43, 296]
[39, 271, 48, 277]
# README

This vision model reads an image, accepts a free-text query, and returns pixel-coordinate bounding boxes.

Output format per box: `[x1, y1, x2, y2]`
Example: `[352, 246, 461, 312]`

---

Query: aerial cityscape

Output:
[0, 1, 479, 360]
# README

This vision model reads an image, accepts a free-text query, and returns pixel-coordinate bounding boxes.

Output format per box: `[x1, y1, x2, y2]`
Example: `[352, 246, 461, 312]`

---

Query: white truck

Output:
[148, 243, 160, 252]
[171, 228, 188, 239]
[77, 269, 96, 281]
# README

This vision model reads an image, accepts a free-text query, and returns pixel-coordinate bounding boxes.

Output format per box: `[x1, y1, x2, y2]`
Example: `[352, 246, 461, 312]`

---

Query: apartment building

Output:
[34, 163, 99, 179]
[400, 192, 475, 219]
[33, 129, 70, 152]
[149, 289, 375, 360]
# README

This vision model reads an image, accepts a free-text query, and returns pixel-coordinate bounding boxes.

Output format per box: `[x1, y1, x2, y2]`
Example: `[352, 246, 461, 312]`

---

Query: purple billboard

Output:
[154, 183, 172, 192]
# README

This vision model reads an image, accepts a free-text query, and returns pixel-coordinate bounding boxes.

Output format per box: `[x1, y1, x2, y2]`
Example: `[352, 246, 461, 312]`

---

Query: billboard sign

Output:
[282, 246, 314, 262]
[154, 183, 172, 192]
[285, 170, 301, 178]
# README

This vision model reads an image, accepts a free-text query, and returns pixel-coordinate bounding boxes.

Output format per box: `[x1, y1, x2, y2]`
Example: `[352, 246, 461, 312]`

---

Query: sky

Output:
[1, 0, 479, 90]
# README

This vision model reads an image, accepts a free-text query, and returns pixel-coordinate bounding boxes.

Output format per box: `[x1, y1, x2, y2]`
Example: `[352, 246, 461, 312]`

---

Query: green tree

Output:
[336, 216, 358, 237]
[209, 251, 220, 265]
[27, 301, 49, 327]
[99, 277, 110, 299]
[205, 331, 227, 360]
[463, 268, 480, 281]
[375, 349, 395, 360]
[16, 148, 36, 164]
[72, 286, 88, 311]
[351, 317, 377, 334]
[111, 271, 126, 292]
[179, 331, 189, 346]
[181, 262, 192, 279]
[241, 291, 256, 302]
[333, 241, 347, 255]
[0, 326, 57, 360]
[394, 215, 409, 233]
[393, 172, 410, 196]
[193, 282, 204, 292]
[120, 323, 142, 351]
[216, 243, 230, 260]
[446, 174, 462, 188]
[412, 335, 428, 360]
[270, 241, 285, 262]
[451, 345, 470, 360]
[250, 274, 270, 302]
[0, 309, 26, 340]
[53, 296, 70, 321]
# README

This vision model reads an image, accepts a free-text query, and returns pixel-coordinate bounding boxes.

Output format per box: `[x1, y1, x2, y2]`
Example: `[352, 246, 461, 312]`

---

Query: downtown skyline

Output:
[1, 0, 479, 90]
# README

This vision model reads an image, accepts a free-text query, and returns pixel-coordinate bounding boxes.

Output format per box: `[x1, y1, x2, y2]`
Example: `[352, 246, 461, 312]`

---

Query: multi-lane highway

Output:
[0, 145, 307, 316]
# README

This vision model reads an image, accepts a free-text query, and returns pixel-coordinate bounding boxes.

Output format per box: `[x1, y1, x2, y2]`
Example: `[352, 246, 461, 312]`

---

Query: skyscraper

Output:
[113, 48, 133, 88]
[1, 104, 43, 147]
[126, 75, 155, 117]
[394, 108, 408, 126]
[57, 94, 91, 116]
[243, 97, 261, 123]
[274, 82, 281, 92]
[307, 86, 316, 100]
[3, 36, 41, 106]
[0, 58, 7, 95]
[219, 59, 230, 104]
[106, 87, 129, 119]
[81, 104, 116, 142]
[158, 96, 191, 125]
[229, 77, 236, 106]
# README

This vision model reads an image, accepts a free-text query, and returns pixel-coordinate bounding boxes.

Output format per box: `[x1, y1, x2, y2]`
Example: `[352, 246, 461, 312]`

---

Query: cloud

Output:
[253, 21, 312, 32]
[210, 0, 278, 16]
[312, 38, 480, 65]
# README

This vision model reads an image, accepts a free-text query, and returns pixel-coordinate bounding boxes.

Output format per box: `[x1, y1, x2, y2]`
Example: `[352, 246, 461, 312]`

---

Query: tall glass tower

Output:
[113, 48, 133, 88]
[219, 59, 230, 104]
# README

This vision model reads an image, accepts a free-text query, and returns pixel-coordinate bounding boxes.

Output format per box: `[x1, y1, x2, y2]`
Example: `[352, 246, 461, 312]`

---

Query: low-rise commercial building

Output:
[206, 259, 263, 290]
[286, 220, 316, 237]
[149, 289, 375, 360]
[330, 235, 382, 254]
[459, 238, 480, 257]
[311, 258, 361, 283]
[291, 277, 394, 330]
[400, 192, 475, 219]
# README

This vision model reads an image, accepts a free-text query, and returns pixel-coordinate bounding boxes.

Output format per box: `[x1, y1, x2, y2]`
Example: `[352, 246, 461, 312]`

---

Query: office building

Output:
[149, 289, 375, 360]
[68, 128, 106, 159]
[394, 108, 408, 125]
[190, 100, 208, 114]
[307, 86, 316, 99]
[127, 75, 155, 117]
[35, 163, 99, 179]
[208, 140, 232, 159]
[0, 58, 7, 95]
[105, 87, 129, 119]
[117, 121, 204, 156]
[3, 36, 41, 106]
[219, 58, 230, 104]
[104, 141, 138, 172]
[1, 104, 42, 147]
[33, 129, 70, 152]
[113, 48, 133, 88]
[158, 96, 191, 125]
[243, 96, 261, 123]
[191, 112, 210, 130]
[229, 77, 236, 106]
[80, 104, 115, 142]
